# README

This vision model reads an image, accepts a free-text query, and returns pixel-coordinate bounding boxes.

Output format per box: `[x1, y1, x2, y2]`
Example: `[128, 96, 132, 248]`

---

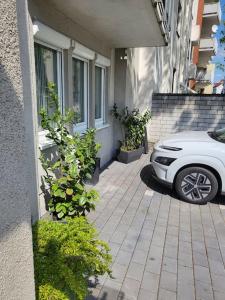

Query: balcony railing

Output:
[152, 0, 169, 43]
[199, 38, 214, 51]
[203, 2, 221, 22]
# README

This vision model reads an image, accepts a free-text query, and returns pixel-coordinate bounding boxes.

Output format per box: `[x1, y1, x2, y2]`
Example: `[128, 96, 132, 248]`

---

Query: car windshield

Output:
[209, 128, 225, 143]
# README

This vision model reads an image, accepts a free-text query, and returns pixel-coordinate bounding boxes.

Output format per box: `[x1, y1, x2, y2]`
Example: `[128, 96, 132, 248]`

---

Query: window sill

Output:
[95, 123, 110, 131]
[38, 131, 56, 150]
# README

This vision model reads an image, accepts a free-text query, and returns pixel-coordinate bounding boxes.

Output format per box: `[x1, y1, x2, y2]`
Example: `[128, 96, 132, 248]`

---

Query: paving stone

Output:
[98, 279, 122, 300]
[160, 271, 177, 292]
[131, 249, 148, 265]
[194, 265, 211, 284]
[178, 251, 193, 267]
[146, 256, 162, 275]
[158, 288, 176, 300]
[115, 250, 133, 267]
[164, 244, 178, 259]
[162, 256, 177, 274]
[120, 277, 141, 300]
[138, 289, 157, 300]
[126, 262, 145, 282]
[195, 280, 214, 300]
[214, 291, 225, 300]
[178, 265, 194, 286]
[193, 251, 209, 267]
[110, 230, 127, 244]
[177, 281, 195, 300]
[208, 259, 225, 276]
[111, 262, 128, 283]
[141, 271, 160, 293]
[211, 273, 225, 293]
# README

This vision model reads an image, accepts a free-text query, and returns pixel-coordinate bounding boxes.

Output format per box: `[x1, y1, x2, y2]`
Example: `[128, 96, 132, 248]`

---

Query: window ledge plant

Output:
[112, 103, 151, 163]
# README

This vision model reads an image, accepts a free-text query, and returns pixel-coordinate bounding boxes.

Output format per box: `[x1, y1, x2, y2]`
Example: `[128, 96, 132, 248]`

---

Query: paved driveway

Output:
[87, 154, 225, 300]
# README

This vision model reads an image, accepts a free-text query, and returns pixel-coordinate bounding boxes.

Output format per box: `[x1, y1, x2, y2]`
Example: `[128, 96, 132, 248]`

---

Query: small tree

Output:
[40, 83, 101, 219]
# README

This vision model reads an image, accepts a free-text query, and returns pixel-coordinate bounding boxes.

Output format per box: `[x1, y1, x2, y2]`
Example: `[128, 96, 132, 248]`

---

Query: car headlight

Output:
[159, 145, 182, 151]
[155, 156, 177, 166]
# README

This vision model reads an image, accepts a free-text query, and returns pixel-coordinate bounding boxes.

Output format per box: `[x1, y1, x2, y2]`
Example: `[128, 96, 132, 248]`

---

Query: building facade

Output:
[189, 0, 221, 93]
[0, 0, 194, 297]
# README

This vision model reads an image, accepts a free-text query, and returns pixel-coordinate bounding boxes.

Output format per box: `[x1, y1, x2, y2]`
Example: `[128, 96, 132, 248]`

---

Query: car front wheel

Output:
[175, 167, 218, 204]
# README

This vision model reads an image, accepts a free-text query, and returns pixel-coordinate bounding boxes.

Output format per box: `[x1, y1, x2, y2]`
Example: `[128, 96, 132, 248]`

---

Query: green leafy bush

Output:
[40, 83, 101, 219]
[112, 104, 151, 151]
[33, 217, 112, 300]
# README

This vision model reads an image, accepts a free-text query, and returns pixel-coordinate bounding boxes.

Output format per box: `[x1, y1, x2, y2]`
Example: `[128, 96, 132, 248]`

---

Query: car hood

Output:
[159, 131, 215, 146]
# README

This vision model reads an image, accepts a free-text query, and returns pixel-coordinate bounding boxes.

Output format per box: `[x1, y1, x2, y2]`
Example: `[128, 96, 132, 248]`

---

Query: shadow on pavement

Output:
[140, 164, 172, 196]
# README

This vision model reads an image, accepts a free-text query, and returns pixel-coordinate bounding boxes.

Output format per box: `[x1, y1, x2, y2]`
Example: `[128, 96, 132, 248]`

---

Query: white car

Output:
[150, 129, 225, 204]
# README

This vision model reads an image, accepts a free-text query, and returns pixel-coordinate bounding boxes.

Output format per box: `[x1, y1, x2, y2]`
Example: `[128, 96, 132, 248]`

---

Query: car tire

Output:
[175, 167, 218, 204]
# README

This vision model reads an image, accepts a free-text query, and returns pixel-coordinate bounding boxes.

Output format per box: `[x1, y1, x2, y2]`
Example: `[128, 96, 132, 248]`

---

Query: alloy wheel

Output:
[181, 172, 212, 201]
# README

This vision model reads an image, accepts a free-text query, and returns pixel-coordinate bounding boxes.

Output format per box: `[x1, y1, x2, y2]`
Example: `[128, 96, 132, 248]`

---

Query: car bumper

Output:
[150, 152, 173, 189]
[151, 163, 173, 189]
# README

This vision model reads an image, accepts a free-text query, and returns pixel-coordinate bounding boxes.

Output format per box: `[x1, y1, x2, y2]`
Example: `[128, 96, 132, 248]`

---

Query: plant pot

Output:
[117, 147, 144, 164]
[88, 157, 100, 185]
[143, 126, 149, 154]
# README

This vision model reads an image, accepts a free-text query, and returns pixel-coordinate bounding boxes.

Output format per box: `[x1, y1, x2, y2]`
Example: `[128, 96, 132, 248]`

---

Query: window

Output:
[72, 57, 88, 131]
[95, 66, 105, 126]
[34, 42, 63, 128]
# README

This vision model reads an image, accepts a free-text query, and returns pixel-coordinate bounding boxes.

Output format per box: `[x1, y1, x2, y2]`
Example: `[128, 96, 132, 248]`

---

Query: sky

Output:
[213, 0, 225, 82]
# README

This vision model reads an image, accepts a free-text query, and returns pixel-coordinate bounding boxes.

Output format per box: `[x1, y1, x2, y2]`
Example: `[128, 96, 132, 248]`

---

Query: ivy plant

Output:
[40, 82, 101, 219]
[112, 104, 151, 151]
[33, 217, 112, 300]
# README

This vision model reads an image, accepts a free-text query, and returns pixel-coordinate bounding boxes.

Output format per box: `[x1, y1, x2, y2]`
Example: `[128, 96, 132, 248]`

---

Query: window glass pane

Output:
[72, 58, 85, 123]
[34, 43, 59, 127]
[95, 66, 102, 120]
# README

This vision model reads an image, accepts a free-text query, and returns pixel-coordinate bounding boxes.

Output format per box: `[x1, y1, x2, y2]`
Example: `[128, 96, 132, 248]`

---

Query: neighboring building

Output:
[189, 0, 221, 93]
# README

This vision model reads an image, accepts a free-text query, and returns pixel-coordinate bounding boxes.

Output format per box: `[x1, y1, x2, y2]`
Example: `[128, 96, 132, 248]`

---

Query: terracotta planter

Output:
[117, 147, 144, 164]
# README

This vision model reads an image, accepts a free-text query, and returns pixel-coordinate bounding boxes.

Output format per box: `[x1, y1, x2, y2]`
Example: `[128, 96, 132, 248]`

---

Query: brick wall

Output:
[149, 93, 225, 142]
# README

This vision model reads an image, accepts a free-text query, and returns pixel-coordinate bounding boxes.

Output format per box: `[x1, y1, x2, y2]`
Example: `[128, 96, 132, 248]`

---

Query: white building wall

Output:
[120, 0, 193, 137]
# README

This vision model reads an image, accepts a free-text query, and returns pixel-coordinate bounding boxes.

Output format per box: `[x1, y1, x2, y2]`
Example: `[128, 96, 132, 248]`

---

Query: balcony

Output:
[203, 1, 221, 23]
[43, 0, 169, 48]
[199, 38, 215, 51]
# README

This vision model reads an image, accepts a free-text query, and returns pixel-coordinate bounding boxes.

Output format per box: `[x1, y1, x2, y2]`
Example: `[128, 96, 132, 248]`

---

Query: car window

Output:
[209, 128, 225, 143]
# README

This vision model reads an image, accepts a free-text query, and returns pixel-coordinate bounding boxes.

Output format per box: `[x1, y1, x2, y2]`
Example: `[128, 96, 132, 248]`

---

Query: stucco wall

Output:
[0, 0, 36, 298]
[149, 94, 225, 142]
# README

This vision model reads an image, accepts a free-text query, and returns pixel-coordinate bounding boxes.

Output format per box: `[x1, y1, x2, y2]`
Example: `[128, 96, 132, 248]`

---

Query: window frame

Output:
[72, 54, 89, 133]
[34, 39, 64, 148]
[95, 64, 106, 128]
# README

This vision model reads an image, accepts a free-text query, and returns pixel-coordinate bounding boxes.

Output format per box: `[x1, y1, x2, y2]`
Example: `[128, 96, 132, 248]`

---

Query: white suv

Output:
[151, 129, 225, 204]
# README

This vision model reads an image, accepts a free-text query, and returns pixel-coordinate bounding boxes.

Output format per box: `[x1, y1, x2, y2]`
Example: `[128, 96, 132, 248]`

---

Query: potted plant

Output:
[112, 104, 151, 164]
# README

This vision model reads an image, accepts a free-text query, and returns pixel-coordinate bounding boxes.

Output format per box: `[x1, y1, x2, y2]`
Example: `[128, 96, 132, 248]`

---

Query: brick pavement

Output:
[87, 154, 225, 300]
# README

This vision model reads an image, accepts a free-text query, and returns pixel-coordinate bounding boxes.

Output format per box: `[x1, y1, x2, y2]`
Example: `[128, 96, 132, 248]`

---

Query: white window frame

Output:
[34, 40, 64, 149]
[95, 64, 106, 128]
[72, 54, 89, 134]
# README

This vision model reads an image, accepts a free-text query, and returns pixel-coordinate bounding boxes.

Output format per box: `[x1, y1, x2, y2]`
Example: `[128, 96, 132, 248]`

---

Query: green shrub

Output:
[40, 83, 101, 219]
[33, 217, 112, 300]
[112, 104, 151, 151]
